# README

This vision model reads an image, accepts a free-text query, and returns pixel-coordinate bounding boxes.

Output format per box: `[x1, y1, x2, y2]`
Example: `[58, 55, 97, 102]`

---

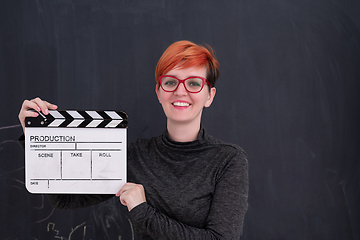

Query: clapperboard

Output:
[25, 110, 128, 194]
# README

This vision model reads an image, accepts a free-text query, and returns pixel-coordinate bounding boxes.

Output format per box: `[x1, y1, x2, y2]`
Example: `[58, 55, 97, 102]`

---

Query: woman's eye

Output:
[188, 80, 201, 87]
[164, 80, 177, 85]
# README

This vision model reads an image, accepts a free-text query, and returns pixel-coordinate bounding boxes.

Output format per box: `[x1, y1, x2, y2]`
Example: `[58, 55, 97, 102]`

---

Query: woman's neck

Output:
[166, 119, 201, 142]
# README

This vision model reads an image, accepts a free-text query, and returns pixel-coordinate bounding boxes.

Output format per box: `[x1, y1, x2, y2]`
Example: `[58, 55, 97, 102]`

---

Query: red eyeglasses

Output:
[159, 75, 212, 93]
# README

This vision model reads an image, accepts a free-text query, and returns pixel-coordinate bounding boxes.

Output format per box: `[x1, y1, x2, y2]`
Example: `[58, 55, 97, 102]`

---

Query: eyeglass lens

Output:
[161, 77, 204, 93]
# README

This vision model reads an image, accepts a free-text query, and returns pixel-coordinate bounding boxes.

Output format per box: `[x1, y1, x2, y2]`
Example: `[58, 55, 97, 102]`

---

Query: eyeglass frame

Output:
[158, 75, 212, 93]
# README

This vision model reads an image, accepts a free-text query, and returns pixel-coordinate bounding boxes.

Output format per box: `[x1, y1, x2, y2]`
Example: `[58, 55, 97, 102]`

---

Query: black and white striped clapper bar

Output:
[25, 110, 128, 194]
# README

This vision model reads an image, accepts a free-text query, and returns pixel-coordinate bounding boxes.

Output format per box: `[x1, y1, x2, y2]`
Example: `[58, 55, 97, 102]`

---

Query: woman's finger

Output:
[31, 97, 51, 115]
[43, 100, 58, 111]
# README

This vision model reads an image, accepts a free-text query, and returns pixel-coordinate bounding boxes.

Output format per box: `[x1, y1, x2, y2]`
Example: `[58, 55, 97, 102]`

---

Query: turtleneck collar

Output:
[161, 124, 207, 150]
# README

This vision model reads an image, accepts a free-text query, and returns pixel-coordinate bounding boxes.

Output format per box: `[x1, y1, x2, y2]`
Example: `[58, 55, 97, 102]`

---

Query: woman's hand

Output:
[116, 183, 146, 211]
[18, 97, 58, 133]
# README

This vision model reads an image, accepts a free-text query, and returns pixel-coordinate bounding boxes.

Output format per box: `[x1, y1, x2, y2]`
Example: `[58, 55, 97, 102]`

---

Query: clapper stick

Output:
[24, 110, 128, 194]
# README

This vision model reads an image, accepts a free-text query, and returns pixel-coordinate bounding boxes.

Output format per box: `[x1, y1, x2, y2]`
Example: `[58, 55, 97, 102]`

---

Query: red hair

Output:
[155, 40, 219, 87]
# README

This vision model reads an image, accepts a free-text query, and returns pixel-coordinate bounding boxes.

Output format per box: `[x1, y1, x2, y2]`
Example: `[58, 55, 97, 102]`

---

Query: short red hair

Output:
[155, 40, 219, 87]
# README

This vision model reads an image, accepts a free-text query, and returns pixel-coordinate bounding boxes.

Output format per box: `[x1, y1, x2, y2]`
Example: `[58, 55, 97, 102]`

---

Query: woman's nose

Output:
[174, 82, 188, 95]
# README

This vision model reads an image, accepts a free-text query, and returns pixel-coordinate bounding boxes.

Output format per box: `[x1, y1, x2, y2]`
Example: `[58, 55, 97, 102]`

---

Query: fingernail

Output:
[34, 112, 39, 117]
[37, 106, 41, 112]
[44, 109, 49, 115]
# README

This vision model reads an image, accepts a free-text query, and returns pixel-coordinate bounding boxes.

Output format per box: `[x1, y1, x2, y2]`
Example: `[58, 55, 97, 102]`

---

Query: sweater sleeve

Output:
[129, 150, 249, 240]
[18, 134, 114, 209]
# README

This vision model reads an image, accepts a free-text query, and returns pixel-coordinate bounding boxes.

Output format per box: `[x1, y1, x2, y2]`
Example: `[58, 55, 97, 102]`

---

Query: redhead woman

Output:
[18, 40, 249, 239]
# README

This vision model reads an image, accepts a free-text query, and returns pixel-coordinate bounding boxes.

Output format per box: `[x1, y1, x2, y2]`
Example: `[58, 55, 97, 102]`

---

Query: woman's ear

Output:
[204, 87, 216, 108]
[155, 84, 161, 104]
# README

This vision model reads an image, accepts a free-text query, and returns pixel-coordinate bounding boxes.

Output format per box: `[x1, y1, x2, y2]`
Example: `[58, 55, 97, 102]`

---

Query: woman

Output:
[18, 40, 249, 239]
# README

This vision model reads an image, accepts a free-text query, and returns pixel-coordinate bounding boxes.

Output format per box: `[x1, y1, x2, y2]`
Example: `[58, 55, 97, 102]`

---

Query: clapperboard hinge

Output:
[25, 110, 128, 128]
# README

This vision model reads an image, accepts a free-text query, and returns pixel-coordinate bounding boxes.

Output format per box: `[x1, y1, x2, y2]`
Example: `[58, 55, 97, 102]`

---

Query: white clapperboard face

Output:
[25, 110, 128, 194]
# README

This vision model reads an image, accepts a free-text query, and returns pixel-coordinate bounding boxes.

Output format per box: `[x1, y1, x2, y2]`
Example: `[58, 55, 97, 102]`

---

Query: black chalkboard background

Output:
[1, 0, 359, 239]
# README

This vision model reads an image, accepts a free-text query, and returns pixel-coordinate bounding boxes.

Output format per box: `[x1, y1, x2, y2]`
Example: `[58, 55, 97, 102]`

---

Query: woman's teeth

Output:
[173, 102, 190, 107]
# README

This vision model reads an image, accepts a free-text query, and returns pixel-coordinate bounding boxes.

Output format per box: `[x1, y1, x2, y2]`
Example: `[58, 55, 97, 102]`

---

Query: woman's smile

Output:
[172, 101, 191, 108]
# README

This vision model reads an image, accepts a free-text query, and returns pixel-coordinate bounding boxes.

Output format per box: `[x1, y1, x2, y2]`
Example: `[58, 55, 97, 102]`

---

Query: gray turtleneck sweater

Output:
[20, 126, 248, 239]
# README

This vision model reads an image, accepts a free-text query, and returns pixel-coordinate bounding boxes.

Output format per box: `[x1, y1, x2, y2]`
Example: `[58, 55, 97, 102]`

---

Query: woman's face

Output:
[156, 65, 216, 126]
